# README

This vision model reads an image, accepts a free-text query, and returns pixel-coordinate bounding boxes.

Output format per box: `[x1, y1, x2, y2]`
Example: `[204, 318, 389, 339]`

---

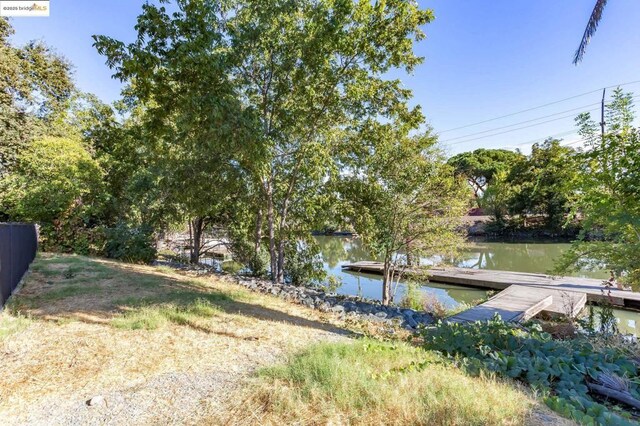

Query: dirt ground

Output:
[0, 254, 351, 425]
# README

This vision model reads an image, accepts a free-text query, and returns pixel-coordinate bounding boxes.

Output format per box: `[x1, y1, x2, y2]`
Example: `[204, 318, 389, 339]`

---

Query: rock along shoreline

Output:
[155, 260, 434, 331]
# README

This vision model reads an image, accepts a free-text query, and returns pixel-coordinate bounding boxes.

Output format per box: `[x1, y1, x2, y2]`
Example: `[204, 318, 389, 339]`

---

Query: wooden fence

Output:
[0, 223, 37, 307]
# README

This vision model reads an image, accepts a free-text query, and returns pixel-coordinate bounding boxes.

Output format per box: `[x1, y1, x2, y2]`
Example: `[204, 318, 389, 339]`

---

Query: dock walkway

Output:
[446, 285, 554, 323]
[341, 261, 640, 322]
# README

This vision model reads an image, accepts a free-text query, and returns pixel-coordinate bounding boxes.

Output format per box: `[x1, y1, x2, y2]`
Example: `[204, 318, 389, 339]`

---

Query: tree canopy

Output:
[507, 138, 578, 229]
[94, 0, 436, 281]
[448, 148, 523, 200]
[342, 128, 466, 304]
[0, 18, 75, 177]
[556, 89, 640, 288]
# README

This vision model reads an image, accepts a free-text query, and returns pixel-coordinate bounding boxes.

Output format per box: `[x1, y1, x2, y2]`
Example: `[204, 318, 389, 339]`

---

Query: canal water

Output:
[315, 236, 639, 335]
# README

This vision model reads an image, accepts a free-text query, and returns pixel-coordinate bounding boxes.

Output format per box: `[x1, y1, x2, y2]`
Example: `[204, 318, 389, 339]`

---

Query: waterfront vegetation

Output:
[1, 1, 640, 424]
[423, 317, 640, 425]
[448, 89, 640, 290]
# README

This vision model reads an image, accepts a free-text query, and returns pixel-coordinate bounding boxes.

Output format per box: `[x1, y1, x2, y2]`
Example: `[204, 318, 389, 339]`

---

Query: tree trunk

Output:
[382, 256, 393, 306]
[254, 207, 263, 258]
[189, 217, 204, 264]
[266, 182, 277, 282]
[276, 239, 285, 284]
[275, 204, 290, 284]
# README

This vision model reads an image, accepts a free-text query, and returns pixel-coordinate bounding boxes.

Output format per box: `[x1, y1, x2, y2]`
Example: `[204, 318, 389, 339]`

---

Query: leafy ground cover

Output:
[422, 317, 639, 425]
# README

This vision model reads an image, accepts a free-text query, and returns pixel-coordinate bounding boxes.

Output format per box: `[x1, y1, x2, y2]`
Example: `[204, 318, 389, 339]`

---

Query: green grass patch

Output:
[37, 284, 103, 301]
[20, 254, 255, 332]
[0, 314, 32, 341]
[154, 265, 176, 274]
[112, 298, 220, 330]
[114, 286, 239, 308]
[236, 339, 536, 425]
[31, 254, 114, 281]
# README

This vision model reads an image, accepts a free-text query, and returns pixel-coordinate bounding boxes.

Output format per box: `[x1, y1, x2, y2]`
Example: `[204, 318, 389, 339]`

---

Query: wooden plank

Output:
[341, 261, 640, 309]
[447, 286, 553, 323]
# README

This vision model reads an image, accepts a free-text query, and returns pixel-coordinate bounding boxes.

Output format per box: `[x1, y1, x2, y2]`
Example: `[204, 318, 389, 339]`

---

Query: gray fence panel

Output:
[0, 223, 37, 307]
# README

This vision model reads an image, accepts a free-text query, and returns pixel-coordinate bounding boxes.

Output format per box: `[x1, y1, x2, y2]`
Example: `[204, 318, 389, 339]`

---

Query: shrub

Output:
[399, 281, 426, 311]
[103, 223, 157, 264]
[284, 239, 325, 285]
[227, 235, 268, 277]
[421, 317, 638, 425]
[0, 137, 104, 224]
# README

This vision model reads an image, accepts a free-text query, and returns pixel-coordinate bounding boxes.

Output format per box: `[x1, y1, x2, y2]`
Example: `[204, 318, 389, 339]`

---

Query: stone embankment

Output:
[156, 260, 434, 331]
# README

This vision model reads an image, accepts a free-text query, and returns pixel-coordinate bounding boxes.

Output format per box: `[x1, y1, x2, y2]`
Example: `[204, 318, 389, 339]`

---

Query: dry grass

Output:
[0, 253, 350, 424]
[0, 253, 572, 425]
[215, 339, 571, 426]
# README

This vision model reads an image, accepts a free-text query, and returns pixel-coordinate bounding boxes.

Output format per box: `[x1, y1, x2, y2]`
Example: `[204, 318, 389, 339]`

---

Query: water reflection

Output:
[315, 236, 631, 327]
[315, 236, 488, 308]
[456, 241, 609, 279]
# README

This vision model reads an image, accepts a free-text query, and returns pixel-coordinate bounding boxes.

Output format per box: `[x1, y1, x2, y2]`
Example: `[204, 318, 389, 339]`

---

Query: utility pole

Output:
[600, 88, 606, 140]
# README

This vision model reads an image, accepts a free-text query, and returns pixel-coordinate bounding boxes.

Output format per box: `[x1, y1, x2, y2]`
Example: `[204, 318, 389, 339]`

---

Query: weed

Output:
[226, 339, 537, 425]
[0, 314, 31, 341]
[399, 281, 426, 311]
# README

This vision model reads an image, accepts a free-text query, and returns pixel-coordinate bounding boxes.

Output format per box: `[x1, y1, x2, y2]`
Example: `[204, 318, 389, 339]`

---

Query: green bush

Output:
[0, 137, 105, 224]
[284, 239, 325, 285]
[103, 223, 156, 264]
[399, 281, 426, 311]
[38, 213, 107, 255]
[421, 317, 638, 425]
[226, 235, 268, 277]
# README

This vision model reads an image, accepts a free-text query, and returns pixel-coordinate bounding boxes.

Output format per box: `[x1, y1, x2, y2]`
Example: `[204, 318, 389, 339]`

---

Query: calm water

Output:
[315, 236, 639, 335]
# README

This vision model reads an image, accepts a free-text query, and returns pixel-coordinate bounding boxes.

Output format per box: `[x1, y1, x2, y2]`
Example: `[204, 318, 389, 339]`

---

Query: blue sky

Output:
[8, 0, 640, 155]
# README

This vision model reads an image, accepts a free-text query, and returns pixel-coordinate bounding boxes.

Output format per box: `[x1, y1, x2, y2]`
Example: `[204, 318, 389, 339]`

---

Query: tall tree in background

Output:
[0, 18, 75, 177]
[507, 138, 578, 230]
[448, 148, 523, 201]
[573, 0, 608, 64]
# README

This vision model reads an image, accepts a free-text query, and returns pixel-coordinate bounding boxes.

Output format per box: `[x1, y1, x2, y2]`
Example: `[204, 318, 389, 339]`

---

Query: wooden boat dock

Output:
[341, 261, 640, 322]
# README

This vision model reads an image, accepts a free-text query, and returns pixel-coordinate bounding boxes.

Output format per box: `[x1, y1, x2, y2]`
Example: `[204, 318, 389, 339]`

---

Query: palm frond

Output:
[573, 0, 609, 65]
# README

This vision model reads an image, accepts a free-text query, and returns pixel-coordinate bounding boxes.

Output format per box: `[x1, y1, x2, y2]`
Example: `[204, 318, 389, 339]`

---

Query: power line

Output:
[440, 105, 601, 143]
[442, 109, 599, 146]
[510, 130, 579, 147]
[437, 80, 640, 134]
[441, 93, 640, 147]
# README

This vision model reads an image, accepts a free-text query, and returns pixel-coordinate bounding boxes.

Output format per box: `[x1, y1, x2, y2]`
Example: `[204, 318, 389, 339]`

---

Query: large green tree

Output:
[226, 0, 431, 283]
[557, 89, 640, 288]
[447, 148, 523, 201]
[0, 18, 75, 177]
[95, 0, 432, 281]
[507, 138, 578, 230]
[94, 1, 260, 264]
